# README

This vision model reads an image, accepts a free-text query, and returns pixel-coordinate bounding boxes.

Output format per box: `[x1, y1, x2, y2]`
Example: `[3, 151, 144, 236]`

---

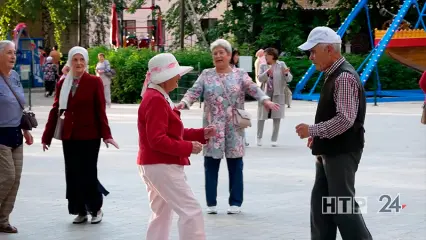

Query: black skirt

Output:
[62, 139, 109, 215]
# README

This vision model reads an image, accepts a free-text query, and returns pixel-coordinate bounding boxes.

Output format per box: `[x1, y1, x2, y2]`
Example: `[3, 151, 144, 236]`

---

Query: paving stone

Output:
[0, 92, 425, 240]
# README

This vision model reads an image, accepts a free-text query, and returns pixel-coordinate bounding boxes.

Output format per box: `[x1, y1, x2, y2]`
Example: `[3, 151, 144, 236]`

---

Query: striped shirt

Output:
[308, 57, 360, 139]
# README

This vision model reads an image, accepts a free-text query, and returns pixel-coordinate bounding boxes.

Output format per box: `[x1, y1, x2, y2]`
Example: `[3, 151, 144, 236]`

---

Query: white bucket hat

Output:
[148, 53, 193, 84]
[298, 26, 342, 51]
[141, 53, 193, 97]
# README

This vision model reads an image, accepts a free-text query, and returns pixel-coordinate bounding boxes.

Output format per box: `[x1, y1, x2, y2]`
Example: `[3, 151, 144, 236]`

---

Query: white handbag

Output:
[219, 79, 252, 129]
[232, 108, 252, 129]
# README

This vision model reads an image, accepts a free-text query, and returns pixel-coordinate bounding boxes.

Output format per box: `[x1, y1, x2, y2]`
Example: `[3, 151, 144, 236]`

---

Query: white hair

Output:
[210, 39, 232, 53]
[0, 40, 15, 53]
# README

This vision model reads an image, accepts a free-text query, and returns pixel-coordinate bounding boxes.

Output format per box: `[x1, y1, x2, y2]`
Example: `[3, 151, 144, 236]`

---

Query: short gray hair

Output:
[0, 40, 15, 53]
[210, 39, 232, 53]
[318, 43, 341, 53]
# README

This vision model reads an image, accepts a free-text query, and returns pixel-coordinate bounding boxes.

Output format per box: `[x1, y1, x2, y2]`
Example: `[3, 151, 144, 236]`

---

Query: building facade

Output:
[121, 0, 229, 49]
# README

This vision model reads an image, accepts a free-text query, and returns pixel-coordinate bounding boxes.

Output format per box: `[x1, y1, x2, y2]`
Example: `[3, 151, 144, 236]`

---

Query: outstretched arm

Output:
[183, 128, 206, 144]
[242, 71, 269, 103]
[180, 70, 205, 109]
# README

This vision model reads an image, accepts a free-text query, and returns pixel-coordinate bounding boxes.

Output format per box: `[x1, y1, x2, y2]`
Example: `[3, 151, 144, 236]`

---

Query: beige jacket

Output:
[257, 61, 293, 119]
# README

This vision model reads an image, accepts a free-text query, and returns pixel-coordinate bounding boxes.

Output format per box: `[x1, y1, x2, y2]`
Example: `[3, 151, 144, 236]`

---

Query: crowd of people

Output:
[1, 25, 425, 239]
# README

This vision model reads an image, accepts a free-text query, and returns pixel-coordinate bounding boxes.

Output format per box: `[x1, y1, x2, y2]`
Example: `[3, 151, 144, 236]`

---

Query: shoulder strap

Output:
[0, 73, 25, 110]
[218, 77, 234, 108]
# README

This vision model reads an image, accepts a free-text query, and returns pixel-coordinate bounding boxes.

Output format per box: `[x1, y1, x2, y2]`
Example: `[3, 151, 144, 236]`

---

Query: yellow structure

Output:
[375, 28, 426, 39]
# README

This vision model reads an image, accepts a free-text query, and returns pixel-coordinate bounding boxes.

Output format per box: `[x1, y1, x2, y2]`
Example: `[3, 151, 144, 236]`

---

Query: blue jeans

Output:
[204, 157, 243, 207]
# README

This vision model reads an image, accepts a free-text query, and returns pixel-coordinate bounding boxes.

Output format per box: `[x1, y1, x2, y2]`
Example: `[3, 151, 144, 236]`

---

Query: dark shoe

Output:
[0, 224, 18, 233]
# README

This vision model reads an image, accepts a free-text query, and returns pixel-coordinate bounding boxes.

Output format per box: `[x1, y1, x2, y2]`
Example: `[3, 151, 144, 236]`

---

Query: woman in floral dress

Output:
[42, 56, 59, 97]
[176, 39, 279, 215]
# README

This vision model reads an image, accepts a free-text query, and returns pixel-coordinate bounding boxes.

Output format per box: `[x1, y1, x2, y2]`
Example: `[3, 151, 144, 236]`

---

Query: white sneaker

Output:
[206, 206, 217, 214]
[271, 141, 278, 147]
[256, 138, 262, 146]
[73, 215, 88, 224]
[227, 206, 241, 214]
[91, 210, 103, 224]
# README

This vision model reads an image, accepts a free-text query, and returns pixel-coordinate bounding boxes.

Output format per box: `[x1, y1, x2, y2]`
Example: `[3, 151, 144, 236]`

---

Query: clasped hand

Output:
[192, 125, 216, 154]
[204, 125, 216, 139]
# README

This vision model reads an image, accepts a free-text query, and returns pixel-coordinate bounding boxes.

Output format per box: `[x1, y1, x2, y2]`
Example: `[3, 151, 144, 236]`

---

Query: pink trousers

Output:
[138, 164, 206, 240]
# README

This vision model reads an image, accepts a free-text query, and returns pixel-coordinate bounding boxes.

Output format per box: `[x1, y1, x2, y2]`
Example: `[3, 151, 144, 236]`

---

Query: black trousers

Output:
[310, 150, 373, 240]
[62, 139, 108, 216]
[44, 81, 55, 96]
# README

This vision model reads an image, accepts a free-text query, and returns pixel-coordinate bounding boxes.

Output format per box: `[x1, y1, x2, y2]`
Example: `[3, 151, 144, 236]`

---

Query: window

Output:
[124, 20, 136, 36]
[201, 18, 218, 32]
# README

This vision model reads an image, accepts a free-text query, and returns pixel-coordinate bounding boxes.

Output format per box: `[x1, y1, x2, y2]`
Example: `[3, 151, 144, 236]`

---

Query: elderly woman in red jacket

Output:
[138, 53, 216, 240]
[41, 46, 118, 224]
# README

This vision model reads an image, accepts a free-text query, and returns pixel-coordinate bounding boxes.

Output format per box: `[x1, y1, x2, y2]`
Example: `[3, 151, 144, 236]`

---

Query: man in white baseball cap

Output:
[298, 26, 343, 72]
[298, 26, 342, 51]
[295, 27, 372, 240]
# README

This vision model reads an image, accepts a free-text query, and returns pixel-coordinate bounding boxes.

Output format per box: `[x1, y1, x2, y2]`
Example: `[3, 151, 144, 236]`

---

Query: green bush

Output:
[87, 46, 422, 104]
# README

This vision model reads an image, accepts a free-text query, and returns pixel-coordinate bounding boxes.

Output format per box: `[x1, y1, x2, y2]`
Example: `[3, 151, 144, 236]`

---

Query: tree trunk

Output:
[251, 3, 263, 43]
[41, 1, 53, 50]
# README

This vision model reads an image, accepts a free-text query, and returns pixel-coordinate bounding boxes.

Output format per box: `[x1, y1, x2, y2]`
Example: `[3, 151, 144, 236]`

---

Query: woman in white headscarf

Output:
[41, 46, 119, 224]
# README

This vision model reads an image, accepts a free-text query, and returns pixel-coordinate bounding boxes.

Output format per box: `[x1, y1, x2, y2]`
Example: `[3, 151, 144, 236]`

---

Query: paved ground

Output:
[1, 92, 425, 240]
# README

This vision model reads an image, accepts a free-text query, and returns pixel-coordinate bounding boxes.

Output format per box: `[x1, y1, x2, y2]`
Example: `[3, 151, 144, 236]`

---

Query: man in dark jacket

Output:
[295, 26, 373, 240]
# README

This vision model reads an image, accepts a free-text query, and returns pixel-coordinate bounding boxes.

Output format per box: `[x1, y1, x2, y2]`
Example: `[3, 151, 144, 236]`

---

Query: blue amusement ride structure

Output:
[293, 0, 426, 103]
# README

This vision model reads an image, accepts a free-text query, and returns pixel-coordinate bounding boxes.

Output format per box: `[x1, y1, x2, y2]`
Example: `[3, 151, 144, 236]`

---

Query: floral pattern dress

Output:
[42, 63, 58, 82]
[181, 68, 269, 159]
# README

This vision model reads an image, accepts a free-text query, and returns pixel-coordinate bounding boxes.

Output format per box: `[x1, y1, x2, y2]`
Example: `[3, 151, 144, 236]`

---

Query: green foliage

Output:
[88, 46, 155, 103]
[161, 0, 426, 58]
[0, 0, 26, 39]
[88, 46, 422, 103]
[88, 0, 114, 46]
[46, 0, 74, 49]
[125, 0, 147, 13]
[164, 0, 222, 49]
[0, 0, 74, 49]
[88, 46, 213, 103]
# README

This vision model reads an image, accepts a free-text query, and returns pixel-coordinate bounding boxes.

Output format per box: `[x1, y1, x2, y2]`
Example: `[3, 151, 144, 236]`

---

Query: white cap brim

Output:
[298, 41, 318, 51]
